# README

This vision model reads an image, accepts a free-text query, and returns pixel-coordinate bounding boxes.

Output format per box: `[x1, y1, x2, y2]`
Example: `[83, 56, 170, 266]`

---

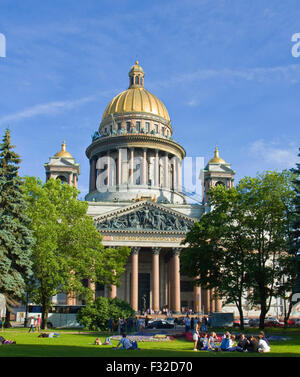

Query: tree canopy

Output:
[23, 176, 130, 328]
[181, 170, 295, 329]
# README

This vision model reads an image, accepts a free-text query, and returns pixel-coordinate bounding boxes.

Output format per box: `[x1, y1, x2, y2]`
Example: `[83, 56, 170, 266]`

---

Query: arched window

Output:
[215, 181, 225, 187]
[56, 175, 67, 183]
[135, 76, 139, 85]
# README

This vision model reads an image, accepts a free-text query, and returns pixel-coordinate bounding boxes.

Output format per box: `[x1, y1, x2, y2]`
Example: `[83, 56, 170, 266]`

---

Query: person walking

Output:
[28, 317, 35, 333]
[36, 315, 41, 332]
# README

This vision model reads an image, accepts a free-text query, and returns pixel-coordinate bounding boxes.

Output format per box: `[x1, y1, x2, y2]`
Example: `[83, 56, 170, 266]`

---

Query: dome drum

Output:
[86, 133, 186, 161]
[86, 144, 185, 204]
[86, 61, 186, 205]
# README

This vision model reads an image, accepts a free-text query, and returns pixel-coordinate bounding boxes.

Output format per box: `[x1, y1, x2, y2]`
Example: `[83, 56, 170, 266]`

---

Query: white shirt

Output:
[209, 336, 216, 348]
[258, 339, 270, 352]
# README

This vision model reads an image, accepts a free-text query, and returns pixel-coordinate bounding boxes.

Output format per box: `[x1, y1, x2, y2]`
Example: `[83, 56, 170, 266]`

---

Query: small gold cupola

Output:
[55, 141, 73, 158]
[208, 146, 226, 164]
[129, 60, 145, 88]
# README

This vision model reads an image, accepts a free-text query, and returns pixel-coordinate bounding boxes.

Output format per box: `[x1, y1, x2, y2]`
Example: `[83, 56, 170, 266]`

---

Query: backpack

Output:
[131, 340, 138, 349]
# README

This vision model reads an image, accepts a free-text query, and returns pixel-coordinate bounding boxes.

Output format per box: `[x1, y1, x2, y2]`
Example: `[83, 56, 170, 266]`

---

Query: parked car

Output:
[147, 320, 174, 329]
[166, 317, 175, 325]
[233, 318, 250, 327]
[175, 317, 185, 325]
[264, 318, 284, 327]
[287, 318, 300, 327]
[249, 318, 260, 327]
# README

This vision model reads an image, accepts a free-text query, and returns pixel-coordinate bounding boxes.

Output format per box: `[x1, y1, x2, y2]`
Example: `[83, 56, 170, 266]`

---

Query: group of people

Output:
[184, 315, 209, 333]
[109, 316, 150, 334]
[28, 315, 42, 333]
[192, 327, 271, 353]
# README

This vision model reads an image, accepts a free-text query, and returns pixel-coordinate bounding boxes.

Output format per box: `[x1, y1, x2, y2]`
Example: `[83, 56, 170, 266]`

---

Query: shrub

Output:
[77, 297, 135, 331]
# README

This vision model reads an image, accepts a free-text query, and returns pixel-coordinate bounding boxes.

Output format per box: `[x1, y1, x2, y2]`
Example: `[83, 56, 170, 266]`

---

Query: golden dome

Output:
[101, 61, 170, 123]
[102, 87, 170, 122]
[55, 141, 73, 158]
[208, 146, 226, 164]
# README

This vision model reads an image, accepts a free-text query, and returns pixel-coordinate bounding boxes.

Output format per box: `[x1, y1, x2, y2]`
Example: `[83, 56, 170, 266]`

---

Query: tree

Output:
[291, 148, 300, 296]
[240, 171, 295, 329]
[181, 185, 252, 330]
[0, 129, 34, 326]
[23, 176, 130, 329]
[181, 170, 295, 329]
[77, 297, 135, 331]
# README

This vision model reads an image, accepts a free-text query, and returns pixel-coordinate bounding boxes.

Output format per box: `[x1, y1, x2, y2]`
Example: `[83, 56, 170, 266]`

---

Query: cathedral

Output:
[44, 61, 235, 314]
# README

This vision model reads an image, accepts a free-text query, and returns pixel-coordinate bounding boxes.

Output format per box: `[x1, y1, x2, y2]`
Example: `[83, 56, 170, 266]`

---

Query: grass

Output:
[0, 327, 300, 357]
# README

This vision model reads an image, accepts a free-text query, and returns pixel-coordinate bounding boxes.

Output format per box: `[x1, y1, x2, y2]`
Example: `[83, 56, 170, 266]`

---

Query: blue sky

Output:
[0, 0, 299, 199]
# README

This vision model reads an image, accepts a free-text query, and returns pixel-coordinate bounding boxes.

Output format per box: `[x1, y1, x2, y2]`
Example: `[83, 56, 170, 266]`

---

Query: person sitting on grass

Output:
[220, 332, 231, 351]
[259, 331, 270, 346]
[236, 333, 250, 352]
[244, 335, 259, 353]
[199, 333, 209, 350]
[258, 334, 271, 353]
[94, 337, 102, 345]
[207, 332, 219, 351]
[226, 334, 237, 351]
[115, 333, 134, 350]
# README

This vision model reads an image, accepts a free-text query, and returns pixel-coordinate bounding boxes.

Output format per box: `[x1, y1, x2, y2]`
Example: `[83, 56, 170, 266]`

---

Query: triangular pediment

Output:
[45, 157, 78, 169]
[94, 200, 196, 234]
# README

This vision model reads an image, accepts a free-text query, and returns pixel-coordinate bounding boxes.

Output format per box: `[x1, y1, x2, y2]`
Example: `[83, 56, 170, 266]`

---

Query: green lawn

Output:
[0, 327, 300, 357]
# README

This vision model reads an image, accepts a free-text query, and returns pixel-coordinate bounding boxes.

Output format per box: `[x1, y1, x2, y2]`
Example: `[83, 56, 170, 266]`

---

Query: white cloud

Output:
[151, 64, 300, 89]
[249, 139, 299, 169]
[0, 95, 97, 126]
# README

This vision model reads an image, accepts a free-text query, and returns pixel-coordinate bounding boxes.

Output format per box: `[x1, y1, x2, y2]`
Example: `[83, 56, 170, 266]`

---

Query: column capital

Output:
[131, 247, 141, 255]
[172, 247, 182, 256]
[152, 247, 161, 255]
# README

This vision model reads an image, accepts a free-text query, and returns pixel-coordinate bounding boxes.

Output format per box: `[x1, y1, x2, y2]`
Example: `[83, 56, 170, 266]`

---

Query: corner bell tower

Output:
[202, 146, 235, 205]
[44, 141, 80, 187]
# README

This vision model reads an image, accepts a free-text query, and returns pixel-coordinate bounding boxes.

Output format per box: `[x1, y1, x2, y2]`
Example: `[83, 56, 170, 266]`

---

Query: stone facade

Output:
[46, 62, 235, 314]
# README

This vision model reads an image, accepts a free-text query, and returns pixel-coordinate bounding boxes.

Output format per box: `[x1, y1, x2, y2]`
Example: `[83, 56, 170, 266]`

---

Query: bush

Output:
[77, 297, 135, 331]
